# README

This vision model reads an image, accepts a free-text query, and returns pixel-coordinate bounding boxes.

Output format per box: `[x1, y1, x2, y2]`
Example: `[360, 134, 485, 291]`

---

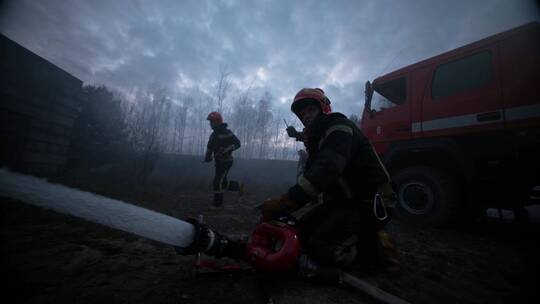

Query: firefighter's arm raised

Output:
[286, 126, 304, 142]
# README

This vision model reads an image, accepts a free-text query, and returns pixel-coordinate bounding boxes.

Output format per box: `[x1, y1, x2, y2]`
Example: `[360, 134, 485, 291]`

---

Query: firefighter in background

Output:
[204, 112, 244, 208]
[262, 88, 400, 273]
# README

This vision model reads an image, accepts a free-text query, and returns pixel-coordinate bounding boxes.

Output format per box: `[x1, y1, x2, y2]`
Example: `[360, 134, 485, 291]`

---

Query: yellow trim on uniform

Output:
[218, 133, 234, 139]
[298, 175, 319, 198]
[369, 144, 391, 179]
[319, 124, 353, 148]
[222, 144, 236, 153]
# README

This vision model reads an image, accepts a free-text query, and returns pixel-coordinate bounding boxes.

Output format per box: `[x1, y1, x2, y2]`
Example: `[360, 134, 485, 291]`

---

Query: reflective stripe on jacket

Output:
[288, 113, 390, 206]
[206, 123, 241, 162]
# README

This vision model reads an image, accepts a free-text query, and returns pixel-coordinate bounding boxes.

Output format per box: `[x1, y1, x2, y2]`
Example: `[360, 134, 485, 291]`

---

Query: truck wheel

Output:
[393, 166, 462, 226]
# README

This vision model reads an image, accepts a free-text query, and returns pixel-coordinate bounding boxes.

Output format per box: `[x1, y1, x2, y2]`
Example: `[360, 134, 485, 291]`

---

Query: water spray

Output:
[0, 168, 195, 247]
[0, 168, 294, 268]
[0, 168, 410, 304]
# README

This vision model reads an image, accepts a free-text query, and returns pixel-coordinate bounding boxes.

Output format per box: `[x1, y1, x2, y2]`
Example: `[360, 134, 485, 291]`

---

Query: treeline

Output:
[68, 83, 305, 183]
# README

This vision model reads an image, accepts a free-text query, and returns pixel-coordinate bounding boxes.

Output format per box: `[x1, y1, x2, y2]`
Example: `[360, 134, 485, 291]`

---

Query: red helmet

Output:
[206, 112, 223, 124]
[206, 111, 223, 124]
[291, 88, 332, 118]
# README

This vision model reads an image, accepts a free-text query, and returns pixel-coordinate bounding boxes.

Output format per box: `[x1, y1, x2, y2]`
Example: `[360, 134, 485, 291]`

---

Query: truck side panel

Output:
[499, 25, 540, 190]
[499, 25, 540, 128]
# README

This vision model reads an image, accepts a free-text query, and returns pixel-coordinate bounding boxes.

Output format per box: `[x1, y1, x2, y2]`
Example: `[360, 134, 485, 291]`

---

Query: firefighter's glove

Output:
[175, 218, 212, 255]
[286, 126, 300, 139]
[261, 193, 301, 220]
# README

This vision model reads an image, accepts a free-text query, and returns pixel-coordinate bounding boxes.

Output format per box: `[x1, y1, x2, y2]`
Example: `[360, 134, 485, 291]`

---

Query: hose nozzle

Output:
[176, 218, 246, 260]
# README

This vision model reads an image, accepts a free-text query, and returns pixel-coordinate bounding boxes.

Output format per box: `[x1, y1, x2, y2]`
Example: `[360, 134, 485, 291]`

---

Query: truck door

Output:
[362, 75, 411, 153]
[421, 46, 505, 185]
[421, 47, 504, 135]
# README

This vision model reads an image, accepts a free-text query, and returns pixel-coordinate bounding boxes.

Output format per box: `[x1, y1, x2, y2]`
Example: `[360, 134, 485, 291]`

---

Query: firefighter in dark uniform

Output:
[204, 112, 244, 208]
[262, 88, 400, 273]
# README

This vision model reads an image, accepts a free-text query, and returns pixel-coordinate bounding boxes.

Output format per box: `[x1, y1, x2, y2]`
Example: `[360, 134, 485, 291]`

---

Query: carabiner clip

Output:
[373, 193, 388, 221]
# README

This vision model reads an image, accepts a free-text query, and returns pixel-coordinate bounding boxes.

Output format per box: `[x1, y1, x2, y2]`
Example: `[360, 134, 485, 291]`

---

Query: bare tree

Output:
[271, 114, 282, 159]
[216, 65, 231, 113]
[231, 81, 260, 158]
[125, 85, 172, 184]
[256, 90, 273, 158]
[171, 101, 189, 153]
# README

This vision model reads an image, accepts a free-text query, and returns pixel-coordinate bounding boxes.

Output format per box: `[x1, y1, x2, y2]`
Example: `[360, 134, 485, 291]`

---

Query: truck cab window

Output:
[432, 51, 492, 100]
[371, 77, 406, 112]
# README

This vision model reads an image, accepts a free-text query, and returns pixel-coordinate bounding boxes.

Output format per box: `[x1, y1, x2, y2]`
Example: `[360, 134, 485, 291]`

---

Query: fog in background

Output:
[1, 0, 539, 167]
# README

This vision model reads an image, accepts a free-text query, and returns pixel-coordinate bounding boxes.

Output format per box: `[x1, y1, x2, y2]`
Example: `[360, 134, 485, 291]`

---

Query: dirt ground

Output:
[1, 177, 539, 304]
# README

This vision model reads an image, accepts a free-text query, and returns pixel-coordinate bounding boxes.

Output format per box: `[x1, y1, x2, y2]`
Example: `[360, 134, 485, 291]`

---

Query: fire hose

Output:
[0, 168, 410, 304]
[178, 215, 410, 304]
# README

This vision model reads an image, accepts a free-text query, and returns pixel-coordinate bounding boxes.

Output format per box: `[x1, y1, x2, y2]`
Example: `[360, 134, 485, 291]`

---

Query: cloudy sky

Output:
[1, 0, 539, 117]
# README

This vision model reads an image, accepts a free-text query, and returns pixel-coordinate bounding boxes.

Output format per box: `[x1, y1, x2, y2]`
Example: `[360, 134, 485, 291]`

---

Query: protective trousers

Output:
[296, 201, 397, 271]
[213, 160, 240, 206]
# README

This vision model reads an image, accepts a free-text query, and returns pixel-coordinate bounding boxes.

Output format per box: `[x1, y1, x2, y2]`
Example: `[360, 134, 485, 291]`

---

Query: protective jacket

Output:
[206, 123, 241, 162]
[288, 113, 390, 205]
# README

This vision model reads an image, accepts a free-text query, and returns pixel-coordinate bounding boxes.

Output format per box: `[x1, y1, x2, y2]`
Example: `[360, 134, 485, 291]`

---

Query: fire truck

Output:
[361, 22, 540, 226]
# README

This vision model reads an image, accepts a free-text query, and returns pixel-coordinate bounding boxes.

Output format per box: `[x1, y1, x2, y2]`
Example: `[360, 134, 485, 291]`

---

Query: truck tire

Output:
[393, 166, 462, 226]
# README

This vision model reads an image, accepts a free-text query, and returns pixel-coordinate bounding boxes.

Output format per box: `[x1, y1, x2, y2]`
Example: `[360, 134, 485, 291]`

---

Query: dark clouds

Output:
[1, 0, 539, 116]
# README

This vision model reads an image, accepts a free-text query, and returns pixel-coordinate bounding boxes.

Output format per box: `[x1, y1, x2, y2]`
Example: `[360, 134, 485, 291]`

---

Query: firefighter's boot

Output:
[239, 183, 245, 197]
[376, 229, 401, 273]
[212, 192, 224, 208]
